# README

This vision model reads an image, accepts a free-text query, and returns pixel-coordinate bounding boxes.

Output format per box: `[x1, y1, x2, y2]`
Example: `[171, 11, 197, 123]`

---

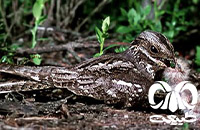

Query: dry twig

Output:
[16, 40, 129, 55]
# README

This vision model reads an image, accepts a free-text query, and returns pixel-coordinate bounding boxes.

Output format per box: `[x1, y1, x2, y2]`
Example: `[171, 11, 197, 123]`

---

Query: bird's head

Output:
[124, 31, 176, 76]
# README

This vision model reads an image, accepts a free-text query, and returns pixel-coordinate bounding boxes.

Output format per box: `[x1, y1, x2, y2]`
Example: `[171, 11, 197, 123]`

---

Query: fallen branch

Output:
[16, 40, 129, 55]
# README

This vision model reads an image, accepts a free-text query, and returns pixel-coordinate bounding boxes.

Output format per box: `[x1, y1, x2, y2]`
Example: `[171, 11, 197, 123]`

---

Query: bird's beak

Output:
[157, 60, 167, 68]
[157, 58, 176, 69]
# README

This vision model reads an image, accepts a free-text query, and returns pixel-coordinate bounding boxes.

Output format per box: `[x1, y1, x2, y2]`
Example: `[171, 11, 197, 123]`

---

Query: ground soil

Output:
[0, 88, 199, 130]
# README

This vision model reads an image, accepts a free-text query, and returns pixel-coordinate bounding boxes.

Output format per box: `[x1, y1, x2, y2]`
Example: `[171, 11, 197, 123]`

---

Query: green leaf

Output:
[134, 13, 141, 25]
[102, 33, 108, 38]
[0, 56, 8, 63]
[195, 46, 200, 66]
[115, 46, 128, 53]
[0, 55, 14, 64]
[193, 0, 198, 4]
[93, 53, 101, 58]
[157, 10, 165, 17]
[128, 8, 136, 17]
[127, 8, 136, 23]
[154, 21, 162, 32]
[143, 5, 151, 16]
[36, 15, 47, 25]
[102, 16, 110, 33]
[120, 8, 127, 16]
[95, 27, 103, 44]
[116, 26, 133, 34]
[10, 44, 20, 51]
[125, 33, 135, 42]
[31, 54, 42, 65]
[164, 30, 174, 39]
[175, 26, 186, 31]
[33, 0, 44, 21]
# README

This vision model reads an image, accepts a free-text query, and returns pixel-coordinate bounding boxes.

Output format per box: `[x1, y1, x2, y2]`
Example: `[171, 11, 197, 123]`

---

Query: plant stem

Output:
[31, 24, 38, 48]
[100, 38, 105, 55]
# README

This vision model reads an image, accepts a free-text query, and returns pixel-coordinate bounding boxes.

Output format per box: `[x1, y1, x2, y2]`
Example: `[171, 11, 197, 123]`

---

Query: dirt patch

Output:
[0, 89, 199, 129]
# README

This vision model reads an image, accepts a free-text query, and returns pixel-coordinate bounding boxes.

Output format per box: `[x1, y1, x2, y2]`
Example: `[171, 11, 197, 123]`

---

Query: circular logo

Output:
[148, 81, 198, 112]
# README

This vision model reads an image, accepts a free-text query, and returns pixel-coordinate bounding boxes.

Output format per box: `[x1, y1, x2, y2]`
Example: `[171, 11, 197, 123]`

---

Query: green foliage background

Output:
[0, 0, 200, 66]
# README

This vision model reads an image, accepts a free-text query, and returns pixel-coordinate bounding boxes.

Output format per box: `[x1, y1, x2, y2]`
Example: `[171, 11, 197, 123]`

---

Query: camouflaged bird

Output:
[0, 31, 175, 107]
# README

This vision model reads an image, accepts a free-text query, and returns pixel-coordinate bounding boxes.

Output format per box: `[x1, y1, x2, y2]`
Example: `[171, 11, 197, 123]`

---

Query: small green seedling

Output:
[31, 0, 47, 65]
[94, 16, 110, 57]
[0, 44, 19, 64]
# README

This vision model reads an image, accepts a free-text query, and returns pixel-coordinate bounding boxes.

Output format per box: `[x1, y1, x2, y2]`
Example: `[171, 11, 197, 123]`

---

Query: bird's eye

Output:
[150, 46, 158, 53]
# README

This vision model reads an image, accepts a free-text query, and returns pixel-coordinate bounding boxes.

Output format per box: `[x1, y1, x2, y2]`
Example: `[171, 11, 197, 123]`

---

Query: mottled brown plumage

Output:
[0, 31, 175, 107]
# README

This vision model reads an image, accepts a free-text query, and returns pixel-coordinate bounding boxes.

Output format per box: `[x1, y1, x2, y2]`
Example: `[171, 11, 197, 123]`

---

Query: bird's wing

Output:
[50, 55, 153, 107]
